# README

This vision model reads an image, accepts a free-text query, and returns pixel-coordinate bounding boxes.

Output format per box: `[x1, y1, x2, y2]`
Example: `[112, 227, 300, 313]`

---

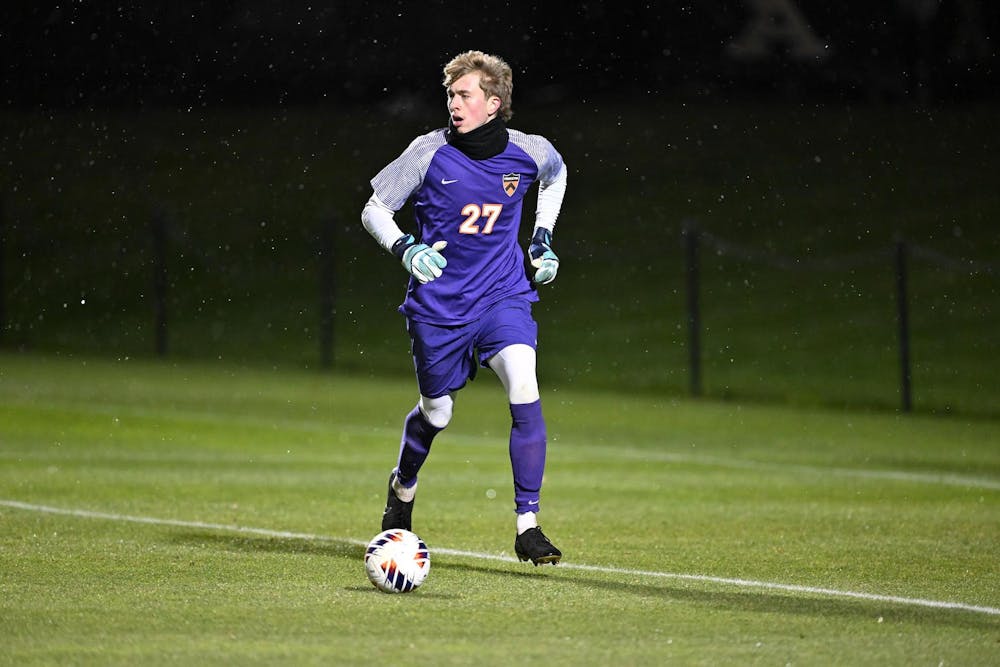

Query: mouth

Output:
[451, 115, 464, 125]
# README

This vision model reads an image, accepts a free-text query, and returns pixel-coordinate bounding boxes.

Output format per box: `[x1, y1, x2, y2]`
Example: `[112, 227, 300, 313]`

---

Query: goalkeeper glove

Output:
[528, 227, 559, 285]
[392, 234, 448, 284]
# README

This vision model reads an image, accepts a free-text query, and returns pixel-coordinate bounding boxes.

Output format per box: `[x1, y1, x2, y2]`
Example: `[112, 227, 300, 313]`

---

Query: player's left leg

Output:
[487, 341, 562, 565]
[488, 343, 545, 513]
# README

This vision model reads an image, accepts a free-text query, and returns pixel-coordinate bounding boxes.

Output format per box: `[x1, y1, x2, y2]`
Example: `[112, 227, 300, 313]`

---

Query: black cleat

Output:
[514, 526, 562, 566]
[381, 472, 414, 531]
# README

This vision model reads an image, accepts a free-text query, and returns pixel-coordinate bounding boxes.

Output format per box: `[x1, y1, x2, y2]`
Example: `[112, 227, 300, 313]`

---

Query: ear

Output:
[487, 96, 502, 116]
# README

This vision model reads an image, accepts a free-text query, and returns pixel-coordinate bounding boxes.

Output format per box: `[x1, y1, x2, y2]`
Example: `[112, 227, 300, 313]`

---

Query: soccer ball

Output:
[364, 529, 431, 593]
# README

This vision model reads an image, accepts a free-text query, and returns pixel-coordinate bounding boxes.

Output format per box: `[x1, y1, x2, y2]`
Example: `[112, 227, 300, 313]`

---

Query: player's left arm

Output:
[529, 162, 567, 285]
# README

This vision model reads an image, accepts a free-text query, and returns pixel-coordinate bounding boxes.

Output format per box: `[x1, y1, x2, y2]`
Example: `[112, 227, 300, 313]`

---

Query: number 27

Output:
[459, 203, 503, 234]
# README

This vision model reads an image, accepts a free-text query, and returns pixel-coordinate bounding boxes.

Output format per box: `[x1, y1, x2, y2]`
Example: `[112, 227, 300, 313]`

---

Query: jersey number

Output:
[459, 203, 503, 235]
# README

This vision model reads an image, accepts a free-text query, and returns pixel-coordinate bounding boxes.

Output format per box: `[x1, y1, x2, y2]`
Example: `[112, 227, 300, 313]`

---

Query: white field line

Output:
[3, 499, 998, 618]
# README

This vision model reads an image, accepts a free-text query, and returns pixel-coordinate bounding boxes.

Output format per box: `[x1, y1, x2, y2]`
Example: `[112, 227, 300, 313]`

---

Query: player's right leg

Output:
[382, 394, 453, 531]
[382, 317, 475, 531]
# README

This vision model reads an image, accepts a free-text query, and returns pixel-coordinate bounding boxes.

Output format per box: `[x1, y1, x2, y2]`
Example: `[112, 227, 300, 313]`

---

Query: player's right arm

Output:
[361, 193, 447, 284]
[361, 192, 407, 252]
[362, 131, 450, 284]
[362, 129, 447, 249]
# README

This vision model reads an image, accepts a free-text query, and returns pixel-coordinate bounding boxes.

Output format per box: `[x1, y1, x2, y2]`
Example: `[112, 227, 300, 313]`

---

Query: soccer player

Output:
[361, 50, 567, 566]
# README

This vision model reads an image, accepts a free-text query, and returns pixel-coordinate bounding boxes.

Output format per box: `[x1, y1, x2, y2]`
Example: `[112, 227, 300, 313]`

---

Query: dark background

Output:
[2, 1, 998, 416]
[4, 1, 998, 109]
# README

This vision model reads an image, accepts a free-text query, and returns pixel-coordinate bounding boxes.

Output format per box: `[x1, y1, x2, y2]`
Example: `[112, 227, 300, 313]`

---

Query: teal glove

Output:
[392, 234, 448, 284]
[528, 227, 559, 285]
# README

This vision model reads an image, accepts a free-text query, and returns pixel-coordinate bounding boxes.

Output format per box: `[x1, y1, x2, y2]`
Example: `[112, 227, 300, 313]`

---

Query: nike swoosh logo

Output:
[441, 178, 459, 185]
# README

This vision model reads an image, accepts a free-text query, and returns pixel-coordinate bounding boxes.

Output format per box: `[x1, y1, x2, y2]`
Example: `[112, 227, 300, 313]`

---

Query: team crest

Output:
[502, 173, 520, 197]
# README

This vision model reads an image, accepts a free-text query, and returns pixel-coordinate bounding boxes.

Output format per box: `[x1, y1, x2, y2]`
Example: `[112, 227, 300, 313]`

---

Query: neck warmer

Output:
[446, 117, 509, 160]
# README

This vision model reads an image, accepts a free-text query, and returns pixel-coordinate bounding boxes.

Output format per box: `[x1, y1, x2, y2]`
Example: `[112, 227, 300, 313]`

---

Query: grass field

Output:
[1, 352, 997, 664]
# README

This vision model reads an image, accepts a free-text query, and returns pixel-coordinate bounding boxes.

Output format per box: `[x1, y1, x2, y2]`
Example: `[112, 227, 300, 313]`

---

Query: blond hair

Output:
[442, 50, 514, 122]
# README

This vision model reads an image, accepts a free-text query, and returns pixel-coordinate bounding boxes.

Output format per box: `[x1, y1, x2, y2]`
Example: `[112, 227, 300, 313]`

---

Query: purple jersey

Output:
[371, 128, 564, 325]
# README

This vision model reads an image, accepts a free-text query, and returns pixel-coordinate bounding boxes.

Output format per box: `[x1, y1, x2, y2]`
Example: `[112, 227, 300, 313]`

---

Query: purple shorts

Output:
[407, 298, 538, 399]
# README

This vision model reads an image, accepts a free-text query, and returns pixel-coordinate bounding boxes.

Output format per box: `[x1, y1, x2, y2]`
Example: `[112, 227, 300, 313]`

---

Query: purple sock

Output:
[395, 406, 442, 486]
[509, 400, 547, 514]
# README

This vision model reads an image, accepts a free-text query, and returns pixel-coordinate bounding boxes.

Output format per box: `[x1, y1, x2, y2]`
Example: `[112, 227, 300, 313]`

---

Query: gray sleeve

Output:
[370, 129, 447, 211]
[508, 130, 565, 187]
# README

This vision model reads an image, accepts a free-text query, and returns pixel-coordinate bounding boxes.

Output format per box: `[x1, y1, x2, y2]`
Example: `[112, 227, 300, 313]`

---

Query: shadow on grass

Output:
[168, 531, 997, 629]
[436, 561, 1000, 632]
[170, 530, 365, 559]
[169, 530, 466, 598]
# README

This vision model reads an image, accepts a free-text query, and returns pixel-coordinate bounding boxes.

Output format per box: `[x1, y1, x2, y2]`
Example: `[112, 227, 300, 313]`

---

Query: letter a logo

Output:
[502, 173, 520, 197]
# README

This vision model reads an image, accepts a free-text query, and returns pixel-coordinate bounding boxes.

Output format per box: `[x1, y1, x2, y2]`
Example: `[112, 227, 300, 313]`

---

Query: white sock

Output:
[516, 511, 538, 535]
[391, 473, 417, 502]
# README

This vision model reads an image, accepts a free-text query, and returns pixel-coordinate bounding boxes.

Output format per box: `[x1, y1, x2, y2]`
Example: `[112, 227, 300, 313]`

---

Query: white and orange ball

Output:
[364, 529, 431, 593]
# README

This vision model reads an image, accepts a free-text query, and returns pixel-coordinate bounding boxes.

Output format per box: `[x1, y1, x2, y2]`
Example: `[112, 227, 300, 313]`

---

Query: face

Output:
[447, 72, 501, 134]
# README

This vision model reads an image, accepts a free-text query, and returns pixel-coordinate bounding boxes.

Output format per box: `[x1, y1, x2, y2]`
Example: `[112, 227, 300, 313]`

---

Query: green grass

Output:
[1, 352, 997, 665]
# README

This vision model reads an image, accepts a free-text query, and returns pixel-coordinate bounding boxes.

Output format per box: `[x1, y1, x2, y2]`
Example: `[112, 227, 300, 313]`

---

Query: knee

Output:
[491, 344, 541, 404]
[419, 394, 454, 429]
[508, 380, 540, 405]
